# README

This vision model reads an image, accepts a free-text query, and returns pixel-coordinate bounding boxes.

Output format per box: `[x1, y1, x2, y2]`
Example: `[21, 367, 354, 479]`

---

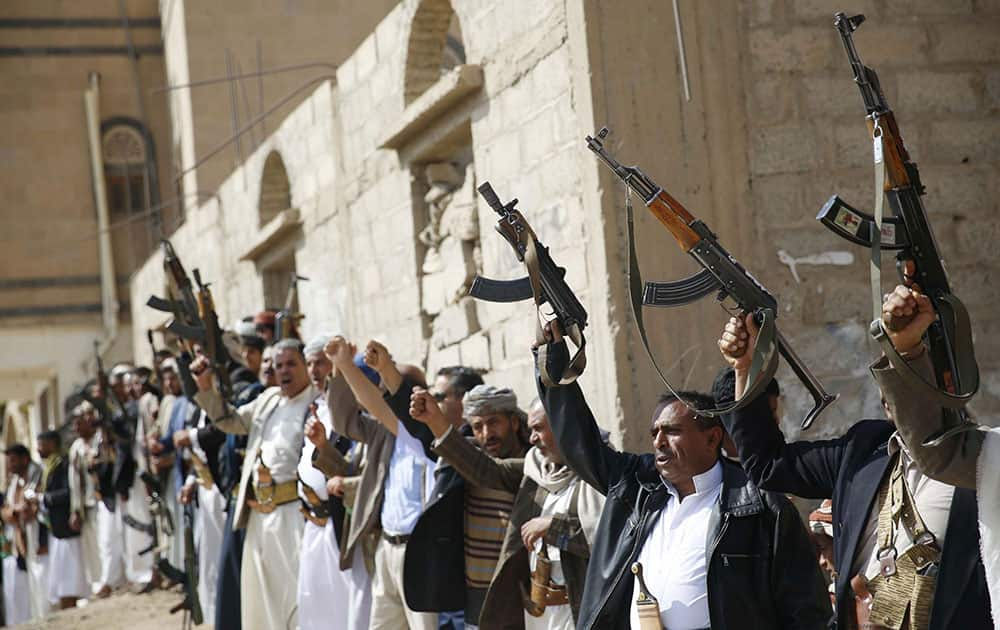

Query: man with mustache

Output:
[191, 338, 317, 630]
[535, 322, 830, 630]
[409, 393, 604, 629]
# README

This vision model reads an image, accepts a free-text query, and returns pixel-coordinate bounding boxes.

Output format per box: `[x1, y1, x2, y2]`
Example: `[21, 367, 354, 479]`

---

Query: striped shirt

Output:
[464, 484, 516, 588]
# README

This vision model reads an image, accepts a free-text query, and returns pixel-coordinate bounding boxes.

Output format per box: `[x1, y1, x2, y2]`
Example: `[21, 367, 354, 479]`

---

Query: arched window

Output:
[258, 151, 292, 227]
[102, 118, 158, 218]
[403, 0, 467, 104]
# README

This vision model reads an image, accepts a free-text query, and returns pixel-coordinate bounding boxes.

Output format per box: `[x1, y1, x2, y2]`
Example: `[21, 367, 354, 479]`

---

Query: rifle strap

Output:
[869, 316, 979, 414]
[871, 121, 886, 325]
[623, 189, 779, 417]
[524, 232, 587, 387]
[866, 118, 980, 419]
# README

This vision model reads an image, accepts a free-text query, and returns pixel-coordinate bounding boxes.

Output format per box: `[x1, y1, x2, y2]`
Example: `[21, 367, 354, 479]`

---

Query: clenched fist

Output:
[881, 284, 933, 356]
[324, 336, 356, 368]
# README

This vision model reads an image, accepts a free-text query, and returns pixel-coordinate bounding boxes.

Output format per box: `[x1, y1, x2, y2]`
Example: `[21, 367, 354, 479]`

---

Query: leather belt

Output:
[247, 479, 298, 514]
[381, 532, 410, 545]
[300, 499, 331, 528]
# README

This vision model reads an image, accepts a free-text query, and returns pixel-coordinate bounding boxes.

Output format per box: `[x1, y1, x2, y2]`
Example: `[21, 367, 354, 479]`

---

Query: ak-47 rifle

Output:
[818, 13, 979, 428]
[192, 269, 234, 403]
[147, 240, 234, 404]
[274, 273, 307, 341]
[469, 182, 589, 386]
[587, 127, 837, 428]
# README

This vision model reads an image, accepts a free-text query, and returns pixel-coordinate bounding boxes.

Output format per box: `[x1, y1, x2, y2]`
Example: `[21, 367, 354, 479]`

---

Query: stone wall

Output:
[132, 0, 1000, 452]
[741, 0, 1000, 440]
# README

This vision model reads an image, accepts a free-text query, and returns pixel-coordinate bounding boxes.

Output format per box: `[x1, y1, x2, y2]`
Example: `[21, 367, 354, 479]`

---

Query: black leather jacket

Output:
[537, 342, 831, 630]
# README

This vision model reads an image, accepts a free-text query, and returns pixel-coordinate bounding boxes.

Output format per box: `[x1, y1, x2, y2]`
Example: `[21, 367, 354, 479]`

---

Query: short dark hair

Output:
[38, 430, 61, 447]
[437, 366, 484, 397]
[654, 390, 721, 430]
[4, 444, 29, 458]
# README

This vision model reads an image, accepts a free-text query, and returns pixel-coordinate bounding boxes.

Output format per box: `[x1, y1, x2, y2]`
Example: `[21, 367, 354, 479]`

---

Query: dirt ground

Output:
[16, 589, 213, 630]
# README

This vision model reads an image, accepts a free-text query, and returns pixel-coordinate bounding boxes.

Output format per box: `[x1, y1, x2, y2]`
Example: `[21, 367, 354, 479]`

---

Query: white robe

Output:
[297, 396, 368, 630]
[978, 429, 1000, 630]
[122, 473, 154, 584]
[6, 466, 49, 620]
[3, 554, 30, 625]
[69, 435, 101, 591]
[223, 384, 314, 630]
[48, 535, 89, 601]
[97, 500, 125, 588]
[191, 413, 227, 623]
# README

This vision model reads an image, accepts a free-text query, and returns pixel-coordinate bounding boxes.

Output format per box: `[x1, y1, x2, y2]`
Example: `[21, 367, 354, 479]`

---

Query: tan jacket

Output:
[315, 372, 395, 570]
[874, 351, 983, 490]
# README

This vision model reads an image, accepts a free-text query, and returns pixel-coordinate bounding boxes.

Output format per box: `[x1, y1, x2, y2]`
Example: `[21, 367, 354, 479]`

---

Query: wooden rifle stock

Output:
[646, 189, 702, 252]
[866, 113, 911, 190]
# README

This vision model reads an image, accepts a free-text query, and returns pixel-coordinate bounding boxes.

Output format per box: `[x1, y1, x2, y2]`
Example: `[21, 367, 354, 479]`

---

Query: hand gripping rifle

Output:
[587, 127, 837, 428]
[469, 182, 589, 386]
[818, 13, 978, 435]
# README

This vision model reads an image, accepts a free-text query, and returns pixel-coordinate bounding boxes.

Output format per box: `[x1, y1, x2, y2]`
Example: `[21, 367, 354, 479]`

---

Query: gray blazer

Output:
[874, 351, 983, 489]
[318, 372, 395, 570]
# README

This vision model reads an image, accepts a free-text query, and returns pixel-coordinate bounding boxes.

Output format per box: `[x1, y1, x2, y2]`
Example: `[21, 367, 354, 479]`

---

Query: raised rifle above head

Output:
[819, 12, 978, 435]
[470, 181, 589, 386]
[587, 126, 836, 429]
[275, 272, 308, 342]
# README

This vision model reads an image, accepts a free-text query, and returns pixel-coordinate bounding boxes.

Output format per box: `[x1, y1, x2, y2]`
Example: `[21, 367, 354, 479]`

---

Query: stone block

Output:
[896, 71, 978, 115]
[801, 74, 866, 118]
[921, 165, 997, 220]
[750, 124, 823, 176]
[749, 27, 834, 74]
[928, 119, 1000, 164]
[459, 332, 491, 371]
[986, 70, 1000, 109]
[427, 343, 462, 378]
[850, 25, 929, 67]
[430, 297, 480, 349]
[793, 0, 879, 21]
[831, 122, 872, 170]
[748, 77, 797, 126]
[955, 217, 1000, 264]
[932, 22, 1000, 64]
[889, 0, 972, 13]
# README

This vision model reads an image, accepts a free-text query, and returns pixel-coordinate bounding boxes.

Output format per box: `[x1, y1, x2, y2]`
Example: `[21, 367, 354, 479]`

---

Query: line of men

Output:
[11, 280, 996, 630]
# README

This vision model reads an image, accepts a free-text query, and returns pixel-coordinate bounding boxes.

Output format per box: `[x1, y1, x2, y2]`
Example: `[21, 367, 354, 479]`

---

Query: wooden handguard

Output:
[647, 190, 701, 253]
[866, 113, 910, 190]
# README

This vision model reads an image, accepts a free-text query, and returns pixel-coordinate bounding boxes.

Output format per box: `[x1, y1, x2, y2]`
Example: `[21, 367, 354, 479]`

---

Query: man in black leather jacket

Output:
[536, 325, 831, 630]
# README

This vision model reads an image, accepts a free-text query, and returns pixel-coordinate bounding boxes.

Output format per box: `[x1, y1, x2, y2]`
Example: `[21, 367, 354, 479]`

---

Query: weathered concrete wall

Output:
[741, 0, 1000, 439]
[134, 0, 621, 430]
[132, 0, 1000, 453]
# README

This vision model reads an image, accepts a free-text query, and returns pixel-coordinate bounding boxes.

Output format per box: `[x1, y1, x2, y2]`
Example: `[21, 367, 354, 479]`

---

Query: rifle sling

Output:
[867, 118, 979, 416]
[523, 232, 587, 387]
[624, 189, 778, 417]
[870, 316, 979, 415]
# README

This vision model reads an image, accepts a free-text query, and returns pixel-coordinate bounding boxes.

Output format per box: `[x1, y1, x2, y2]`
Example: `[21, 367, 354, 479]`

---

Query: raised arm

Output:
[873, 285, 981, 488]
[411, 388, 523, 492]
[536, 325, 635, 495]
[190, 355, 253, 435]
[325, 336, 399, 436]
[719, 315, 844, 498]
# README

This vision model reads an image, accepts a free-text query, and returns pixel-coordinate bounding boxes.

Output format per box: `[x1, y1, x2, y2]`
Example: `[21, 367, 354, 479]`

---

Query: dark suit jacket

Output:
[727, 388, 991, 630]
[43, 456, 79, 540]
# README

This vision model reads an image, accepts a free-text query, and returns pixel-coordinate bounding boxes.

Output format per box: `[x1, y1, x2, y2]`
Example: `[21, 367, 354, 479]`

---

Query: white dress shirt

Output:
[852, 433, 955, 580]
[629, 461, 724, 630]
[380, 419, 435, 536]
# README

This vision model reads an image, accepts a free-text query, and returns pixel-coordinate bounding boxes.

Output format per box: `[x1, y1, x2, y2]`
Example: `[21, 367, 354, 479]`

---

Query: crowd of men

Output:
[0, 283, 995, 630]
